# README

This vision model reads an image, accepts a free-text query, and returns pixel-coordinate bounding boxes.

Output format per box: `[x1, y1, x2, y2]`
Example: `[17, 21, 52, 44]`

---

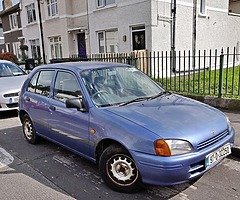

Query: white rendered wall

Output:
[88, 0, 151, 54]
[151, 0, 240, 52]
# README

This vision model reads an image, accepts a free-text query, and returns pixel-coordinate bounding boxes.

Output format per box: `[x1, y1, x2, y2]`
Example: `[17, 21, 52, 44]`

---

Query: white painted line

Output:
[0, 147, 14, 168]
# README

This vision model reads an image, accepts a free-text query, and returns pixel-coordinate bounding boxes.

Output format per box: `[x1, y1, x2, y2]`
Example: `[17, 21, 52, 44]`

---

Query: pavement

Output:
[224, 110, 240, 158]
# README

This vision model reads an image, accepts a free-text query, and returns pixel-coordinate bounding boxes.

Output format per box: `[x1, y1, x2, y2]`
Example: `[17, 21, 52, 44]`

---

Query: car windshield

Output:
[0, 62, 25, 78]
[80, 66, 164, 107]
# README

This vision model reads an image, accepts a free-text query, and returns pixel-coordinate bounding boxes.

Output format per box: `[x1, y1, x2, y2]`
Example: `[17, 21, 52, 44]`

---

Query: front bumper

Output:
[130, 128, 235, 186]
[0, 93, 19, 111]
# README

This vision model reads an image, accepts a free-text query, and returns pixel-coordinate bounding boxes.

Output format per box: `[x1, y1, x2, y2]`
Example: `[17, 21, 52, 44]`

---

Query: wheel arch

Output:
[95, 138, 129, 164]
[19, 110, 29, 123]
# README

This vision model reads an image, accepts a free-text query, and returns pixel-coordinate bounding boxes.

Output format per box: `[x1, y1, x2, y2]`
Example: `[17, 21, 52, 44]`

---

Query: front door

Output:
[77, 33, 87, 58]
[48, 70, 90, 156]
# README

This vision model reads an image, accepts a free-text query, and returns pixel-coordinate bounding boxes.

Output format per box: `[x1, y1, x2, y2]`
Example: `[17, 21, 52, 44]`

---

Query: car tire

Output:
[99, 144, 142, 193]
[22, 114, 40, 144]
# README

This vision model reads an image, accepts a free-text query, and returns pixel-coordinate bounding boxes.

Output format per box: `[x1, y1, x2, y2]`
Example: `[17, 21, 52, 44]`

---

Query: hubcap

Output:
[24, 119, 33, 140]
[107, 155, 138, 186]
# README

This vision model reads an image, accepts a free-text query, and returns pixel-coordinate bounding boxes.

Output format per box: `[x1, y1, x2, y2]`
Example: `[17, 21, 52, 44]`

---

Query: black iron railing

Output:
[70, 47, 240, 99]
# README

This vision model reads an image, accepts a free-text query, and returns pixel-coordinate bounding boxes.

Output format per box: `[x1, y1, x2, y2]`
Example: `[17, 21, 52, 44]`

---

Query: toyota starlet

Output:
[19, 62, 235, 193]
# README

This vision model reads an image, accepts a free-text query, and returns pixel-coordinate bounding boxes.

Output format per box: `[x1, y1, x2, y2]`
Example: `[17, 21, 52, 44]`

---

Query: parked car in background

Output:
[0, 60, 27, 111]
[19, 62, 235, 193]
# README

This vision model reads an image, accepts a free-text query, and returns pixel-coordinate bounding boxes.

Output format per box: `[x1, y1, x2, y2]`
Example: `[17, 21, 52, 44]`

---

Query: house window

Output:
[229, 0, 240, 14]
[26, 3, 36, 23]
[9, 13, 18, 30]
[49, 36, 62, 59]
[97, 0, 115, 7]
[13, 42, 21, 59]
[98, 30, 118, 53]
[199, 0, 206, 15]
[29, 39, 41, 59]
[132, 26, 146, 51]
[47, 0, 58, 17]
[6, 43, 10, 52]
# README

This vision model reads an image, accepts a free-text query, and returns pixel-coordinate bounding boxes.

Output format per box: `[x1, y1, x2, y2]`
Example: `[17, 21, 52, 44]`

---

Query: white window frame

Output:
[49, 36, 62, 59]
[13, 42, 21, 59]
[29, 39, 41, 59]
[46, 0, 58, 17]
[199, 0, 206, 16]
[96, 0, 115, 8]
[9, 13, 18, 30]
[97, 30, 118, 53]
[26, 3, 36, 24]
[6, 43, 10, 52]
[131, 25, 146, 51]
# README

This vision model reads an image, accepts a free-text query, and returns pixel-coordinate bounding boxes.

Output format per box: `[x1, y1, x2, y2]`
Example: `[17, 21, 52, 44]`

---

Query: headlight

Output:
[226, 117, 232, 132]
[154, 139, 193, 156]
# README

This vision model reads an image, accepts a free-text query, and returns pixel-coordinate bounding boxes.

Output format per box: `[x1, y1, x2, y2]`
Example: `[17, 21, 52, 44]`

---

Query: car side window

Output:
[27, 72, 39, 93]
[53, 71, 82, 103]
[35, 70, 54, 97]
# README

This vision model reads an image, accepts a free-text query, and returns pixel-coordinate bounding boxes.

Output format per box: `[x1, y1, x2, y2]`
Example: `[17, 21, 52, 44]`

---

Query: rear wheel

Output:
[22, 114, 40, 144]
[99, 144, 142, 193]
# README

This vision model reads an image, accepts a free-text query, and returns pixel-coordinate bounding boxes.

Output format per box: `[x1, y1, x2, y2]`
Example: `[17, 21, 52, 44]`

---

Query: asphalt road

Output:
[0, 111, 240, 200]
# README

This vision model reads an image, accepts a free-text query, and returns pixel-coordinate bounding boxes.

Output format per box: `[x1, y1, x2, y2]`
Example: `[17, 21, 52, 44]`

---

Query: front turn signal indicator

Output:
[154, 139, 171, 156]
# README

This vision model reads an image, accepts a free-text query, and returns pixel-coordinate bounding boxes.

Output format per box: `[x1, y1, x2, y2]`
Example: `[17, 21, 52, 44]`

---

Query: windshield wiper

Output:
[119, 96, 151, 106]
[149, 91, 171, 100]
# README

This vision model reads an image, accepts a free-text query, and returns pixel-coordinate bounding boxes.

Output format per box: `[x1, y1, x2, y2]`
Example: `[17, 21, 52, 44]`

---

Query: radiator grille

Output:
[197, 129, 229, 150]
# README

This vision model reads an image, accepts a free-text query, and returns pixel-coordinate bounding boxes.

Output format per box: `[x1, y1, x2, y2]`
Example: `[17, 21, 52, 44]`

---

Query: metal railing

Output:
[70, 47, 240, 99]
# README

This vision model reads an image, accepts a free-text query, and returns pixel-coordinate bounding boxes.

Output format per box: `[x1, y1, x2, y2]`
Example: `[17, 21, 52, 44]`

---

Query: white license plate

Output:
[205, 144, 231, 168]
[9, 97, 19, 103]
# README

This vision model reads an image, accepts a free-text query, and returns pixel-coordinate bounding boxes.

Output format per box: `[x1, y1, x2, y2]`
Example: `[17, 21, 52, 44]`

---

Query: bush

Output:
[0, 52, 18, 64]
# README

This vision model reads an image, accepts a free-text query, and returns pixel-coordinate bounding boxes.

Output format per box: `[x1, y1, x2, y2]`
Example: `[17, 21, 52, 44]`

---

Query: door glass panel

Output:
[35, 70, 54, 97]
[54, 71, 82, 103]
[27, 71, 39, 93]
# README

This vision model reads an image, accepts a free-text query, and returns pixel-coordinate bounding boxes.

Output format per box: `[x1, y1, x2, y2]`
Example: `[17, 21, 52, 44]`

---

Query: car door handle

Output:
[25, 97, 30, 102]
[49, 105, 56, 111]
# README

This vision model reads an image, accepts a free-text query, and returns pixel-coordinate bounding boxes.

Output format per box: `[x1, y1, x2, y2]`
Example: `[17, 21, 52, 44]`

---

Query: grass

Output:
[158, 66, 240, 99]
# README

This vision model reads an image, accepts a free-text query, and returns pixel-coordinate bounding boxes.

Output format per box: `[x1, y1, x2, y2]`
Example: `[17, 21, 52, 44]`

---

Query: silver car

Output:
[0, 60, 27, 111]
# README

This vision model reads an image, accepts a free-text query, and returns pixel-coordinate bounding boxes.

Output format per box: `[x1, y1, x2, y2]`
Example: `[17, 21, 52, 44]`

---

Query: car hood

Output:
[0, 75, 28, 93]
[105, 94, 228, 147]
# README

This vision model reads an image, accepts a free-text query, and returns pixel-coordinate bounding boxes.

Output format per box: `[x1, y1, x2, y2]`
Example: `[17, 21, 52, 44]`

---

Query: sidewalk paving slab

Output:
[223, 110, 240, 159]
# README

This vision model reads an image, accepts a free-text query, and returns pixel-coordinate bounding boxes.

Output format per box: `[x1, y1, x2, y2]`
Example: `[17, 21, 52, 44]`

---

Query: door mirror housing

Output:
[66, 97, 87, 112]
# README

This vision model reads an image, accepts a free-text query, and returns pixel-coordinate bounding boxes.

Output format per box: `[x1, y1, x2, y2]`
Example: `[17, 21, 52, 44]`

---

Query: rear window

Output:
[28, 70, 54, 97]
[0, 62, 25, 77]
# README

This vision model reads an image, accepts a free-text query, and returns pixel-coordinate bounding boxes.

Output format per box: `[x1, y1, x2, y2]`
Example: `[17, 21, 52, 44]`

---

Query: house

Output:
[20, 0, 88, 63]
[87, 0, 240, 54]
[0, 19, 5, 52]
[0, 0, 22, 59]
[16, 0, 240, 63]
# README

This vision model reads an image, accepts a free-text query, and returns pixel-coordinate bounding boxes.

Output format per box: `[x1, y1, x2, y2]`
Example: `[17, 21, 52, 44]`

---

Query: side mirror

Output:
[65, 98, 87, 112]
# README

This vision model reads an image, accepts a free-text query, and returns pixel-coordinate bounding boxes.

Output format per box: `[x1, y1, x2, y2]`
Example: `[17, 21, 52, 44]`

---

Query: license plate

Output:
[9, 97, 19, 103]
[205, 144, 231, 168]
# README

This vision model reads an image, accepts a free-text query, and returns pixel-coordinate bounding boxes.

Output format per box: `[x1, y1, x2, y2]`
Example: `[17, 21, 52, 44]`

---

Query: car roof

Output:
[37, 61, 130, 71]
[0, 59, 15, 64]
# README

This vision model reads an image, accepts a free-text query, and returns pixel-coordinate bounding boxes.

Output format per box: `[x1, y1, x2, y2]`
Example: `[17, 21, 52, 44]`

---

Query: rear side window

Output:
[54, 71, 82, 102]
[35, 70, 54, 97]
[28, 72, 39, 93]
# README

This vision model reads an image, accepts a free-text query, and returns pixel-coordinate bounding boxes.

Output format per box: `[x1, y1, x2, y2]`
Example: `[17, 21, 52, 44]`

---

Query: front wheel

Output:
[99, 145, 142, 193]
[22, 114, 40, 144]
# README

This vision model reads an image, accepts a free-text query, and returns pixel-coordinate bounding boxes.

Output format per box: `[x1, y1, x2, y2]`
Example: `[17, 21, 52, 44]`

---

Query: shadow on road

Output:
[0, 110, 18, 119]
[0, 126, 197, 200]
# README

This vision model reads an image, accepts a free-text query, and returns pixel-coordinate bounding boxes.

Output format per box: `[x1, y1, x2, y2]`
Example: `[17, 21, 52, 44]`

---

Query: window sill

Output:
[26, 22, 37, 27]
[94, 3, 117, 12]
[9, 28, 20, 31]
[45, 15, 60, 21]
[198, 13, 208, 18]
[228, 12, 240, 17]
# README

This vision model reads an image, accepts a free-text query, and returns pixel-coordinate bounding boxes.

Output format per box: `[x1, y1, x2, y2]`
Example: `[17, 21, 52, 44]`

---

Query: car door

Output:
[23, 70, 55, 135]
[47, 70, 90, 156]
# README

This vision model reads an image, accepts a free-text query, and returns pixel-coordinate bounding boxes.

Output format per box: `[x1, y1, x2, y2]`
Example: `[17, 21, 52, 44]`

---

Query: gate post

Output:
[218, 49, 224, 98]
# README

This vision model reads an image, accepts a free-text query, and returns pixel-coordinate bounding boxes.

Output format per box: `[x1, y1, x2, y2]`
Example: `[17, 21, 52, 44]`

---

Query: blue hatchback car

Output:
[19, 62, 235, 193]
